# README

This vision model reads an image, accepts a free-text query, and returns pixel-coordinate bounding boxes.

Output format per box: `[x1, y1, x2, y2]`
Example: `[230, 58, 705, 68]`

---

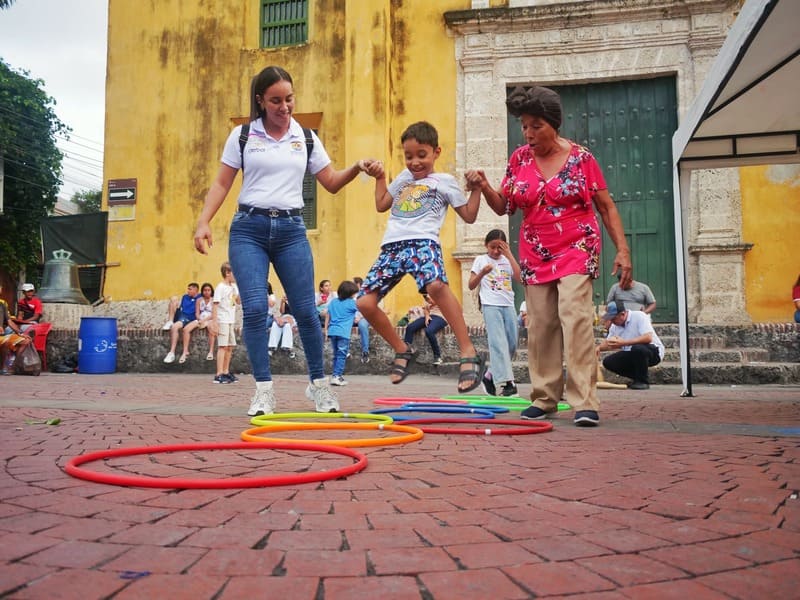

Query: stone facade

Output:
[444, 0, 745, 325]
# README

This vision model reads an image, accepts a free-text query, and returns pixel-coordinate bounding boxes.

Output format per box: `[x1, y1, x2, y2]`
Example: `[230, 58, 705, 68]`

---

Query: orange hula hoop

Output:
[241, 421, 423, 448]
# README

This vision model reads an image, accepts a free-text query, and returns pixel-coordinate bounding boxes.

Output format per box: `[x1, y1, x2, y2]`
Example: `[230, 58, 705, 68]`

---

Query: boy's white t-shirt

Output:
[214, 281, 239, 324]
[220, 118, 331, 210]
[382, 170, 467, 245]
[471, 254, 515, 307]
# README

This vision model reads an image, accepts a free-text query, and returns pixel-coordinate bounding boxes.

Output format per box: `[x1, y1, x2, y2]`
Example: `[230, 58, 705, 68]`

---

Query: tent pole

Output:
[673, 165, 694, 397]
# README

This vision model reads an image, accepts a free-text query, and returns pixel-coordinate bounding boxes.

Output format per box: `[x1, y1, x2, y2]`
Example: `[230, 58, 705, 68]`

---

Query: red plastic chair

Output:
[31, 322, 53, 371]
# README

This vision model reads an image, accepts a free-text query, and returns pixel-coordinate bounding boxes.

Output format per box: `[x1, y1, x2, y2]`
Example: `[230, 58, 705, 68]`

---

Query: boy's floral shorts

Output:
[360, 238, 447, 299]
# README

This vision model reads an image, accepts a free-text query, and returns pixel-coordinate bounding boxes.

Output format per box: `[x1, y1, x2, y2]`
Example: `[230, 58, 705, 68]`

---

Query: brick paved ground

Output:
[0, 371, 798, 599]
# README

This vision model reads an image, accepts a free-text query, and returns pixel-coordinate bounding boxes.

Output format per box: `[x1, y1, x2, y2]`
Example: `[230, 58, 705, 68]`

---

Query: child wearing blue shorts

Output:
[357, 121, 485, 392]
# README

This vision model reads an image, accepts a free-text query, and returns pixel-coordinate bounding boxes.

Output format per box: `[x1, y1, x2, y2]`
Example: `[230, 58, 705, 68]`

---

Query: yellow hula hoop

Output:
[250, 412, 393, 427]
[241, 422, 423, 448]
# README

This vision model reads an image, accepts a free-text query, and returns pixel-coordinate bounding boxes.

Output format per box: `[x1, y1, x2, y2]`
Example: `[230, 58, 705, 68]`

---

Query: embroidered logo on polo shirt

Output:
[246, 139, 267, 153]
[290, 141, 304, 152]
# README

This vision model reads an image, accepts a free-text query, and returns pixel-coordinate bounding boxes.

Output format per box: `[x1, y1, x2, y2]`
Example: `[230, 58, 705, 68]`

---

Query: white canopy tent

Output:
[672, 0, 800, 395]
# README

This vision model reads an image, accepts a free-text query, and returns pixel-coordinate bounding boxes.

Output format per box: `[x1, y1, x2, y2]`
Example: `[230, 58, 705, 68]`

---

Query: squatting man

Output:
[596, 300, 665, 390]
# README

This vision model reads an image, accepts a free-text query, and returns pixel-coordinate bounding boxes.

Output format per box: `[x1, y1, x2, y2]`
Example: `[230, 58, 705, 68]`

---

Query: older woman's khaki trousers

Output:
[525, 273, 599, 413]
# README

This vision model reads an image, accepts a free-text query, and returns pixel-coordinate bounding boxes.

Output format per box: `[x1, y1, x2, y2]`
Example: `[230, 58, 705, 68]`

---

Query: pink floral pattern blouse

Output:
[501, 142, 607, 285]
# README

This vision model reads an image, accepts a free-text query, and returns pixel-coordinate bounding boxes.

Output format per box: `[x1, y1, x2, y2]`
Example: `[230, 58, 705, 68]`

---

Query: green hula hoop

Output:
[441, 395, 571, 411]
[250, 411, 393, 427]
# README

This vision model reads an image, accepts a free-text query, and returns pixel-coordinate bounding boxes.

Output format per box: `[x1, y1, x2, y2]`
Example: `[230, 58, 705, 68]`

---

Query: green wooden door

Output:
[507, 77, 678, 322]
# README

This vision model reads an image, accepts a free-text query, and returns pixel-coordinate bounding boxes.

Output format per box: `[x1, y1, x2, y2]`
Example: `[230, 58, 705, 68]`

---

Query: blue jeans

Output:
[403, 315, 447, 357]
[482, 304, 518, 384]
[329, 335, 351, 377]
[229, 211, 323, 382]
[356, 318, 369, 352]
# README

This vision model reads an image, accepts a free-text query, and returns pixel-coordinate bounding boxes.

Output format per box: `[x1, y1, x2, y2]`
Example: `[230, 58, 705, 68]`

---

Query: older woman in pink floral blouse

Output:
[466, 85, 631, 427]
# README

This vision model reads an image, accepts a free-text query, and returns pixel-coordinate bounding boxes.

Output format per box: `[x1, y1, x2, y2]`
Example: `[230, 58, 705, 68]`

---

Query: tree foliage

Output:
[0, 59, 67, 277]
[71, 188, 102, 213]
[0, 1, 16, 9]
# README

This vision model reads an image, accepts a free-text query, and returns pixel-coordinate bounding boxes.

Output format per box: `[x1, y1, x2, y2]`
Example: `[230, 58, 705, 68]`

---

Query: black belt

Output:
[239, 205, 302, 218]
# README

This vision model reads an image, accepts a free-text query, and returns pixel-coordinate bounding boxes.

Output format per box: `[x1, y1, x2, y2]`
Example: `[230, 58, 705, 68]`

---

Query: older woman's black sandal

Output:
[457, 355, 486, 393]
[390, 345, 415, 384]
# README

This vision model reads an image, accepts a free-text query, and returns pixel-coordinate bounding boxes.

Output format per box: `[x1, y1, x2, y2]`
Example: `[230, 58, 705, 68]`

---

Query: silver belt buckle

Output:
[268, 209, 280, 218]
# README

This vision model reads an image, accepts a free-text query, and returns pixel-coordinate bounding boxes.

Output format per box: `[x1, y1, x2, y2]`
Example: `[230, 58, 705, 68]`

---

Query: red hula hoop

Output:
[399, 418, 553, 435]
[65, 442, 367, 489]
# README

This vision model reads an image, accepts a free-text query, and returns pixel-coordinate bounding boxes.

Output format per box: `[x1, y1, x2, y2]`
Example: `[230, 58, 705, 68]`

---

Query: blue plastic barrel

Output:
[78, 317, 118, 374]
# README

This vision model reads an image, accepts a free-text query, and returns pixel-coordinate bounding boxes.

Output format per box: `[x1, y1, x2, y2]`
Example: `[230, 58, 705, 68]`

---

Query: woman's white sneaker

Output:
[247, 381, 276, 417]
[305, 377, 340, 412]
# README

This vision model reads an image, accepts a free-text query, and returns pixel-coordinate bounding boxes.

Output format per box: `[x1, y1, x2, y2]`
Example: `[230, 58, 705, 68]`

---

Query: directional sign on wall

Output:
[107, 178, 137, 205]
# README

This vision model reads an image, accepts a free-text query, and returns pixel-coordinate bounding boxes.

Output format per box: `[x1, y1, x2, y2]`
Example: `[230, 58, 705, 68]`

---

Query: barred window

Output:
[261, 0, 308, 48]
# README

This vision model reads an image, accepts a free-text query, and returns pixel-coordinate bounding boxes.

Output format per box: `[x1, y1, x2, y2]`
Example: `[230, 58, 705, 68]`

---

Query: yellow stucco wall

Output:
[103, 0, 469, 323]
[740, 164, 800, 322]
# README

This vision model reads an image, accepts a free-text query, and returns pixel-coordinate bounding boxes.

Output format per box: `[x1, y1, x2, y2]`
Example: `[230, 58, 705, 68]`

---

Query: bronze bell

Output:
[38, 249, 90, 305]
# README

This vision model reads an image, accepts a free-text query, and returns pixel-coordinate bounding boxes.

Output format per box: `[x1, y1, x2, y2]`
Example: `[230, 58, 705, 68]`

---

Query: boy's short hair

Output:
[337, 280, 359, 299]
[220, 262, 232, 277]
[188, 282, 199, 290]
[401, 121, 438, 148]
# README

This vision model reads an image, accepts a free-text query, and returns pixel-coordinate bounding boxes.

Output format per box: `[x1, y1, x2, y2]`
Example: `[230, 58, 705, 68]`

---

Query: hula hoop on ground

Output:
[401, 402, 510, 414]
[369, 406, 497, 421]
[373, 397, 465, 406]
[251, 412, 393, 427]
[442, 395, 571, 411]
[241, 422, 423, 447]
[64, 442, 367, 489]
[400, 418, 554, 435]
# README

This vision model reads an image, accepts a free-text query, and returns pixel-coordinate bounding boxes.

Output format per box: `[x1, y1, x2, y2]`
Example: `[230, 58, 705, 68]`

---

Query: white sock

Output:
[256, 380, 273, 391]
[311, 376, 329, 387]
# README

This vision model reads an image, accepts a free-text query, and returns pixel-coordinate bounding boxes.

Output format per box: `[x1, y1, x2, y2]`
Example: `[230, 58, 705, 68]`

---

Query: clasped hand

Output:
[464, 169, 487, 191]
[358, 159, 384, 179]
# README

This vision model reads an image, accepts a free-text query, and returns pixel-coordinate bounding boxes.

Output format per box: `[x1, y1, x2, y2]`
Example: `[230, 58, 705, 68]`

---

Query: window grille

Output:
[261, 0, 308, 48]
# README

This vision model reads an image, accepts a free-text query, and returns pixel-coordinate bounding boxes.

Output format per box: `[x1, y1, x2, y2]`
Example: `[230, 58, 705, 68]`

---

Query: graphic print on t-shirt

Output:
[487, 267, 513, 293]
[392, 182, 437, 218]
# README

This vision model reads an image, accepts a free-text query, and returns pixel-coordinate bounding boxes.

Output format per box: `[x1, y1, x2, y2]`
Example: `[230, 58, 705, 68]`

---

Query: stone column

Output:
[685, 20, 750, 325]
[454, 44, 509, 327]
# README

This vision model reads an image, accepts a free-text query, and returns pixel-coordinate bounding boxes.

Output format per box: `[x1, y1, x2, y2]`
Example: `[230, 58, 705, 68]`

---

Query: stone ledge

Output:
[37, 323, 800, 385]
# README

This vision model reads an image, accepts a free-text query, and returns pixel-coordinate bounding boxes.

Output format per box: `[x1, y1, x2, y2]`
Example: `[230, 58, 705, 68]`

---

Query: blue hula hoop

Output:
[370, 406, 496, 421]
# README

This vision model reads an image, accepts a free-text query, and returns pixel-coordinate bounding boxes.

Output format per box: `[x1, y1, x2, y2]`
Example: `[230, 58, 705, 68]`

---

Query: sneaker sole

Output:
[574, 417, 599, 427]
[519, 414, 550, 421]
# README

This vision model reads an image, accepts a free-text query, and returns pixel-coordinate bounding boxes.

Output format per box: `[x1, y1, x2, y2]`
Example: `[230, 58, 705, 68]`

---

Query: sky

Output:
[0, 0, 108, 200]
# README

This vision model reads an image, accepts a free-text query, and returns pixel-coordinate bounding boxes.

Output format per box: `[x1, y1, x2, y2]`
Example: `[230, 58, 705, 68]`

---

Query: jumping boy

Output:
[357, 121, 485, 392]
[213, 262, 241, 384]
